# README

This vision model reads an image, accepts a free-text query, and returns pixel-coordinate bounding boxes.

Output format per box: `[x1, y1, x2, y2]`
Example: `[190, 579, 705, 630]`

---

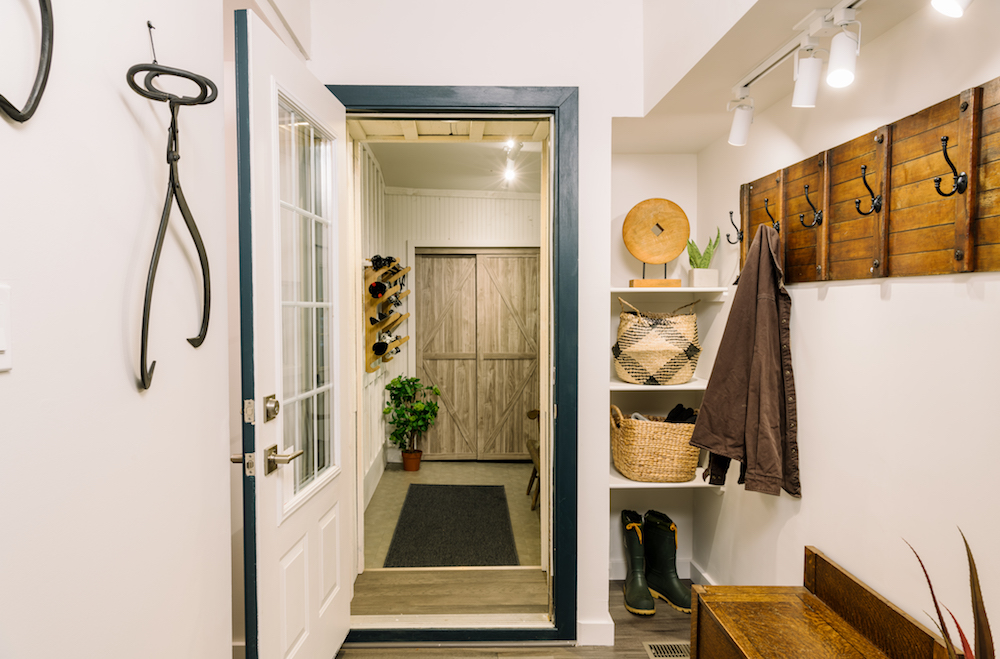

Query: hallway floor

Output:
[362, 461, 542, 569]
[339, 580, 692, 658]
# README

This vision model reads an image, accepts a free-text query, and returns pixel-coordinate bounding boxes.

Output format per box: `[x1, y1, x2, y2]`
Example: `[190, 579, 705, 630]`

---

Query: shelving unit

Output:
[608, 284, 727, 584]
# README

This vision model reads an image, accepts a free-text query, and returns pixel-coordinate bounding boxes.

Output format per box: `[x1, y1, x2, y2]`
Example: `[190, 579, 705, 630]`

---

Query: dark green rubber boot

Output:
[643, 510, 691, 613]
[621, 510, 655, 616]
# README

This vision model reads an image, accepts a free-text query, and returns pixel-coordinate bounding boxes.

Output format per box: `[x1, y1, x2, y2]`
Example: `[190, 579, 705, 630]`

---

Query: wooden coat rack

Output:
[737, 74, 1000, 283]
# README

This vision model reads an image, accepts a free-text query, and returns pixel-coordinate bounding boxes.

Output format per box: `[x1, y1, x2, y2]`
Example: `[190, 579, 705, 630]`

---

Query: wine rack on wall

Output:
[363, 258, 410, 374]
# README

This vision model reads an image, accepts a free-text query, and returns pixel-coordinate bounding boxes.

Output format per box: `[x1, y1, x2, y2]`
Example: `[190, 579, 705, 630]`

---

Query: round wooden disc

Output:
[622, 198, 690, 265]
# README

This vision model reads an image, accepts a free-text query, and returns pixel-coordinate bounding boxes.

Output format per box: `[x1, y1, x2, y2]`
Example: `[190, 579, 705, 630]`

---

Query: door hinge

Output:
[243, 399, 255, 424]
[553, 404, 557, 419]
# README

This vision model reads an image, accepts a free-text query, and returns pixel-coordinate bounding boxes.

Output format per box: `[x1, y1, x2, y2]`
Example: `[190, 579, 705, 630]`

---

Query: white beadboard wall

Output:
[383, 187, 543, 381]
[357, 144, 388, 510]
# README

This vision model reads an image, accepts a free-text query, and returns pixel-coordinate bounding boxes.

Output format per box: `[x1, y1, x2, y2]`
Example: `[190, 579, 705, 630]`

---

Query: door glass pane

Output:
[299, 214, 314, 302]
[280, 208, 298, 300]
[296, 123, 312, 213]
[278, 105, 294, 203]
[298, 308, 314, 395]
[317, 391, 330, 472]
[316, 308, 328, 387]
[276, 95, 335, 497]
[296, 396, 315, 489]
[282, 306, 296, 395]
[315, 221, 328, 302]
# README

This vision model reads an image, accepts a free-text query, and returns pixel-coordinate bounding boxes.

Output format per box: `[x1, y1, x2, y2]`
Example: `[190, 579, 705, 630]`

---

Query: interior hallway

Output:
[363, 461, 542, 569]
[352, 461, 545, 618]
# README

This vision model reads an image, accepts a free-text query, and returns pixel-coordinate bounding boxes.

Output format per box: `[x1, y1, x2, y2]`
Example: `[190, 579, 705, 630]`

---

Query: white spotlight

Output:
[932, 0, 973, 16]
[827, 30, 859, 88]
[728, 101, 754, 147]
[792, 53, 824, 108]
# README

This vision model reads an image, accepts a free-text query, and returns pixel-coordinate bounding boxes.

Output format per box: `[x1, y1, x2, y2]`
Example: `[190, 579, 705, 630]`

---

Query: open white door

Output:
[234, 9, 354, 659]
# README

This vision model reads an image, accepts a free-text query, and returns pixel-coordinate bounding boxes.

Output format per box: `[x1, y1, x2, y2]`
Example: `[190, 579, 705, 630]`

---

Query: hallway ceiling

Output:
[613, 0, 929, 154]
[351, 118, 546, 194]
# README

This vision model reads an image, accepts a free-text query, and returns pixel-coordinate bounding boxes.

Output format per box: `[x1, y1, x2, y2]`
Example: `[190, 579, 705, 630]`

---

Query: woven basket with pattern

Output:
[612, 297, 701, 386]
[610, 404, 699, 483]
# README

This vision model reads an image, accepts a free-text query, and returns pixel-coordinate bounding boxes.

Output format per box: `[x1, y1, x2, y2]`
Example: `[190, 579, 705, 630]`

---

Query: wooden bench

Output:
[691, 547, 954, 659]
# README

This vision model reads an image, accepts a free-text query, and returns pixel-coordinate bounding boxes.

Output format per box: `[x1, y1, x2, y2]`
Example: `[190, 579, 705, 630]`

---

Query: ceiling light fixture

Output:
[826, 9, 861, 88]
[932, 0, 973, 17]
[792, 37, 826, 108]
[724, 2, 870, 143]
[728, 94, 754, 147]
[503, 140, 523, 182]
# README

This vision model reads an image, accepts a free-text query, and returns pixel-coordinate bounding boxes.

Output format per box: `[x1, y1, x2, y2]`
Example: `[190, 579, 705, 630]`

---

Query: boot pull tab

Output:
[626, 522, 643, 543]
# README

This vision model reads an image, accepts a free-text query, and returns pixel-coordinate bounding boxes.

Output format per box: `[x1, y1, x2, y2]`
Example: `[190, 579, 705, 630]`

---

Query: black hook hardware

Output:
[764, 198, 779, 232]
[725, 211, 743, 244]
[799, 185, 823, 228]
[129, 30, 218, 389]
[933, 136, 968, 197]
[855, 165, 882, 215]
[0, 0, 54, 123]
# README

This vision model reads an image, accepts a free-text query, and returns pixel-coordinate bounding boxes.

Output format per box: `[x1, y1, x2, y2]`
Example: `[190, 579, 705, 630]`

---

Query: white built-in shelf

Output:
[610, 374, 708, 391]
[609, 463, 720, 490]
[611, 286, 728, 299]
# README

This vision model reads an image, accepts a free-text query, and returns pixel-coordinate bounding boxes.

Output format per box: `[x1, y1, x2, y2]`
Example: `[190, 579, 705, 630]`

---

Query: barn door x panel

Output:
[976, 78, 1000, 270]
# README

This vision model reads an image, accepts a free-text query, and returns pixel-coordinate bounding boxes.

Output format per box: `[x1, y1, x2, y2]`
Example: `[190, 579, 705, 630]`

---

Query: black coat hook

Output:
[764, 198, 779, 232]
[799, 184, 823, 228]
[128, 33, 218, 389]
[855, 165, 882, 215]
[0, 0, 54, 123]
[934, 136, 968, 197]
[725, 211, 743, 244]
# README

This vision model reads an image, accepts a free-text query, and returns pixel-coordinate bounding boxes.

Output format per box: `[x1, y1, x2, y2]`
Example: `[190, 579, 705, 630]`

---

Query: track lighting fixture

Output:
[932, 0, 972, 16]
[728, 95, 754, 147]
[826, 8, 860, 88]
[792, 41, 825, 108]
[503, 140, 522, 182]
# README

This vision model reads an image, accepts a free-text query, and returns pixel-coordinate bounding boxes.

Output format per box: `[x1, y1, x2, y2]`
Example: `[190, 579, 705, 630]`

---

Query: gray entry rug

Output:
[382, 484, 520, 568]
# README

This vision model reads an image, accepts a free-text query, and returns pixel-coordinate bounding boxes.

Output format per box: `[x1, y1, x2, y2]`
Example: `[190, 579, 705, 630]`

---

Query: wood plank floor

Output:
[352, 568, 549, 616]
[338, 580, 691, 658]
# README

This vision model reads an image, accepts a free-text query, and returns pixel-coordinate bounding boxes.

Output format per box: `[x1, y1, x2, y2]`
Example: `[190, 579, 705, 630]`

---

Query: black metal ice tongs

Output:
[128, 23, 217, 389]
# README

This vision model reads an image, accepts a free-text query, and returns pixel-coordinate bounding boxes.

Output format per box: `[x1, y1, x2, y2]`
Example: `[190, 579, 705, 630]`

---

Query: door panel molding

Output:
[330, 85, 578, 644]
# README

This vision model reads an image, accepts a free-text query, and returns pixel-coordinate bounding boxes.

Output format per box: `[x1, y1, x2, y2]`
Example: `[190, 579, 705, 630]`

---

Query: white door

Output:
[235, 9, 354, 659]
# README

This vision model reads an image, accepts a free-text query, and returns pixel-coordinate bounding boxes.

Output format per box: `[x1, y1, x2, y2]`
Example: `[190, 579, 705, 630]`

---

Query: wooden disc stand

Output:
[363, 261, 411, 373]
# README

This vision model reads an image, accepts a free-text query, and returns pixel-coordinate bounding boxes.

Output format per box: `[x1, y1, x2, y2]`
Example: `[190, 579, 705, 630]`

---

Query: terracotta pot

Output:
[401, 449, 422, 471]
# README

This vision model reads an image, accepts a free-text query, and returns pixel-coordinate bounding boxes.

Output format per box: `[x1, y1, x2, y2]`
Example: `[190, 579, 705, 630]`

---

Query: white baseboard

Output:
[576, 615, 615, 646]
[689, 559, 716, 586]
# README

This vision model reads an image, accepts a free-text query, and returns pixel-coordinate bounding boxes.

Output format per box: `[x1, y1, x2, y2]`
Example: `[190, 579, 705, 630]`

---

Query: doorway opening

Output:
[331, 86, 578, 645]
[348, 116, 553, 630]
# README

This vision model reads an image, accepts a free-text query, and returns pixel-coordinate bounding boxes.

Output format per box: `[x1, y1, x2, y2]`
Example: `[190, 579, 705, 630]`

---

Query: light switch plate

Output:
[0, 284, 11, 372]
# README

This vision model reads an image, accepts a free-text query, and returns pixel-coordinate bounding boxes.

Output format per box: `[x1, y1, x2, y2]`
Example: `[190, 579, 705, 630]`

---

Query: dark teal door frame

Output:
[329, 85, 579, 644]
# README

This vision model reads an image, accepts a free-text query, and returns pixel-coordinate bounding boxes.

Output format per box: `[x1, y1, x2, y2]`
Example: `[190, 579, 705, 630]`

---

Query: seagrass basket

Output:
[610, 404, 699, 483]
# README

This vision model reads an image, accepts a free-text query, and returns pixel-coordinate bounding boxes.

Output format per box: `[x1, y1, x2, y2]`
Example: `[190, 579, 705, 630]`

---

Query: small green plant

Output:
[383, 375, 440, 453]
[687, 228, 720, 269]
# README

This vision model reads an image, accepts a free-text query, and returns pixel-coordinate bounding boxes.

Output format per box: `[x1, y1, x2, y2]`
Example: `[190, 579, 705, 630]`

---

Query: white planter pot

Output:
[689, 268, 719, 288]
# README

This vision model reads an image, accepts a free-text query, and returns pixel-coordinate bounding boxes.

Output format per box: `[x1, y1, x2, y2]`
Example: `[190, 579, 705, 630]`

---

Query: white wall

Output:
[357, 144, 389, 509]
[308, 1, 646, 642]
[691, 3, 1000, 635]
[0, 2, 231, 658]
[641, 0, 756, 115]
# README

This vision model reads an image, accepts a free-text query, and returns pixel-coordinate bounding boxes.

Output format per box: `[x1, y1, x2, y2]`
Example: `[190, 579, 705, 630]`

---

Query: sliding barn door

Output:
[477, 253, 538, 460]
[415, 255, 478, 459]
[415, 250, 539, 460]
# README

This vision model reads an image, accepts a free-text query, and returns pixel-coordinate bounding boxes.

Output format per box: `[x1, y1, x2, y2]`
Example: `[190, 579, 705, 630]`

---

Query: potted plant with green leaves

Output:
[687, 227, 720, 288]
[383, 375, 441, 471]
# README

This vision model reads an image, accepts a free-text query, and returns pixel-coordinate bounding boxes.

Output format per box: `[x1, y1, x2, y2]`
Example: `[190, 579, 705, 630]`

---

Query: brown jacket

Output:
[689, 225, 801, 497]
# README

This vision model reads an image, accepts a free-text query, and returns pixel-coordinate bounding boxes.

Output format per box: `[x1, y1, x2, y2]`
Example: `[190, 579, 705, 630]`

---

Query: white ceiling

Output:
[367, 141, 543, 194]
[613, 0, 928, 154]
